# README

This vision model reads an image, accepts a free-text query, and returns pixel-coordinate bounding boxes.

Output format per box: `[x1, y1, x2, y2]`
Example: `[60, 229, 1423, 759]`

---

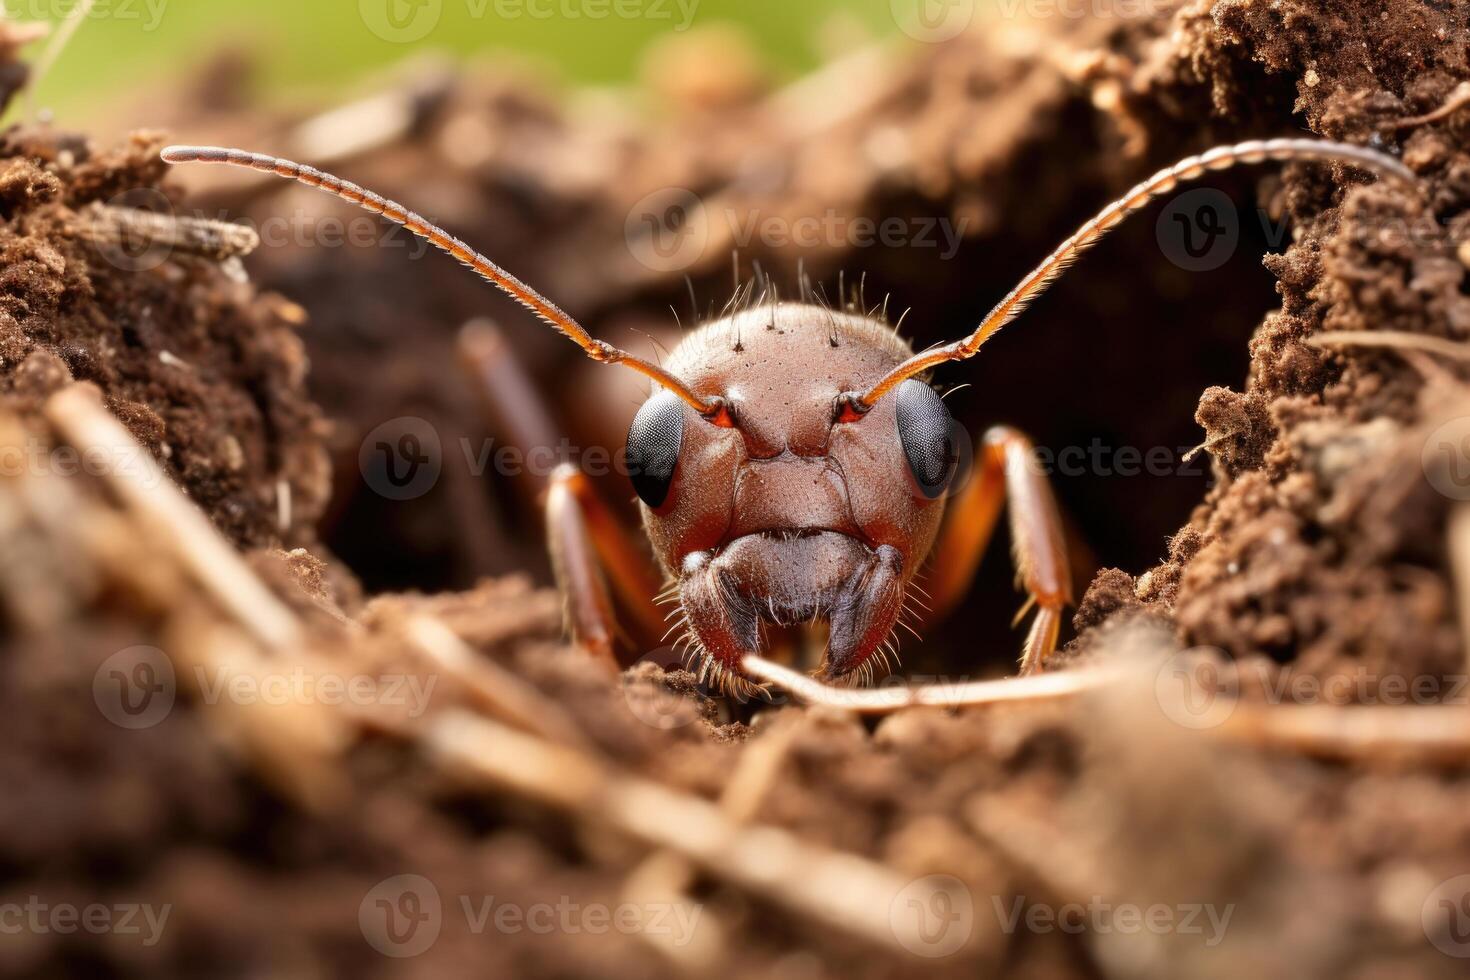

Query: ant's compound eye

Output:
[626, 391, 685, 508]
[894, 379, 958, 500]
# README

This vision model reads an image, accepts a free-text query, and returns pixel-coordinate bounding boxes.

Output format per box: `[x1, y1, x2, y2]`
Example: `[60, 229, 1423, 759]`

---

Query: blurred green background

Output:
[11, 0, 905, 122]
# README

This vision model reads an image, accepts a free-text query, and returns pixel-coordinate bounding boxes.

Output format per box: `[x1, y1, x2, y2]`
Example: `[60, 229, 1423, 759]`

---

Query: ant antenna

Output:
[160, 145, 715, 415]
[855, 138, 1418, 408]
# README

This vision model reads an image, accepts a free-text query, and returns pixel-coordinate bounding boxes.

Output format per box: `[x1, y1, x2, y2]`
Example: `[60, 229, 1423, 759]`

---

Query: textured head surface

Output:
[634, 302, 950, 687]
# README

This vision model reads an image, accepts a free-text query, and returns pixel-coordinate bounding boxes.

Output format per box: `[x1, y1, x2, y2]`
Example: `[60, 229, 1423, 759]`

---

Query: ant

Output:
[161, 138, 1413, 702]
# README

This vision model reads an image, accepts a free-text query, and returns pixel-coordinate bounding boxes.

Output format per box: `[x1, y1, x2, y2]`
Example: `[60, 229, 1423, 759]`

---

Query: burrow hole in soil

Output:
[317, 174, 1278, 675]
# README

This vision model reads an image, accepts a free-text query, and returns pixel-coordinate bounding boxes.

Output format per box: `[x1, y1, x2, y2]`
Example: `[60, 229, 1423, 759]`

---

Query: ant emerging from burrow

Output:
[161, 138, 1414, 703]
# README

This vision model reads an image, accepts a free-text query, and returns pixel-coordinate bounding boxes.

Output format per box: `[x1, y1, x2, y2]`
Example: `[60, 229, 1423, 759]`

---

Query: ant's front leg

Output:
[544, 465, 628, 668]
[459, 322, 668, 664]
[926, 427, 1075, 675]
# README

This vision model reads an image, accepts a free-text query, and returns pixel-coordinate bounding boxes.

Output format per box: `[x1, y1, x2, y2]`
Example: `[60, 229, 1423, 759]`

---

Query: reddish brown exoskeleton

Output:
[161, 139, 1413, 701]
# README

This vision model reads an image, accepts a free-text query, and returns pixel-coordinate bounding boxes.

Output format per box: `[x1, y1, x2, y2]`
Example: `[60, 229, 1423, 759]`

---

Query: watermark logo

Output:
[624, 192, 970, 273]
[93, 646, 176, 730]
[622, 647, 703, 731]
[0, 435, 169, 489]
[1155, 656, 1470, 726]
[1423, 875, 1470, 958]
[1153, 647, 1238, 730]
[891, 0, 974, 43]
[362, 0, 698, 40]
[359, 877, 703, 956]
[360, 417, 443, 501]
[194, 665, 438, 718]
[94, 646, 440, 728]
[993, 896, 1233, 945]
[1031, 439, 1212, 482]
[626, 187, 709, 274]
[459, 895, 703, 944]
[0, 897, 171, 946]
[360, 875, 443, 958]
[1423, 417, 1470, 501]
[360, 0, 443, 42]
[890, 875, 974, 958]
[12, 0, 169, 32]
[88, 189, 176, 274]
[992, 0, 1174, 18]
[1156, 188, 1239, 273]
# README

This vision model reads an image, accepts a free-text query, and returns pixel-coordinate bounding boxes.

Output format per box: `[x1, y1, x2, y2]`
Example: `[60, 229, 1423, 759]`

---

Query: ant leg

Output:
[460, 322, 668, 654]
[545, 464, 624, 669]
[458, 319, 561, 508]
[925, 426, 1074, 676]
[546, 464, 668, 646]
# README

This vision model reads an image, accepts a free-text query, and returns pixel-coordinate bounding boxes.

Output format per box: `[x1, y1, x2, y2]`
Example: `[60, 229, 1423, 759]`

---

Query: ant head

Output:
[628, 303, 960, 689]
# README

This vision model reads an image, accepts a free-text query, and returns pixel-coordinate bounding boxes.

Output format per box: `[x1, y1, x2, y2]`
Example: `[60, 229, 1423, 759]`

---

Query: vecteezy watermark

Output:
[1153, 647, 1239, 730]
[93, 646, 177, 730]
[85, 196, 432, 275]
[1154, 198, 1470, 275]
[360, 417, 443, 502]
[362, 424, 1220, 511]
[0, 434, 169, 489]
[360, 0, 698, 43]
[894, 0, 1174, 41]
[359, 875, 704, 957]
[891, 0, 974, 43]
[992, 0, 1174, 19]
[992, 895, 1234, 947]
[1422, 416, 1470, 501]
[241, 211, 429, 259]
[717, 209, 971, 259]
[11, 0, 168, 32]
[890, 875, 975, 958]
[193, 665, 438, 719]
[1424, 874, 1470, 958]
[625, 188, 709, 275]
[357, 422, 1228, 509]
[360, 876, 442, 958]
[360, 0, 443, 42]
[1156, 188, 1240, 273]
[622, 647, 705, 731]
[1031, 440, 1212, 481]
[364, 422, 973, 504]
[1154, 649, 1470, 731]
[93, 647, 439, 730]
[0, 897, 171, 946]
[625, 190, 972, 273]
[86, 188, 177, 273]
[366, 426, 1216, 507]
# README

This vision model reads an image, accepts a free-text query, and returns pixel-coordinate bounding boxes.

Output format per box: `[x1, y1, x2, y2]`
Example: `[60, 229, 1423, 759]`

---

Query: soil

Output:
[0, 127, 330, 548]
[7, 2, 1470, 978]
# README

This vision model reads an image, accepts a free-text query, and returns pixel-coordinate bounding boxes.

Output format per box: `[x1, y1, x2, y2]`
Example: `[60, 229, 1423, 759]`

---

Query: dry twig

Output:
[743, 654, 1118, 713]
[44, 385, 302, 651]
[1216, 702, 1470, 766]
[427, 709, 949, 959]
[76, 203, 261, 261]
[401, 614, 592, 750]
[1309, 331, 1470, 362]
[1398, 81, 1470, 127]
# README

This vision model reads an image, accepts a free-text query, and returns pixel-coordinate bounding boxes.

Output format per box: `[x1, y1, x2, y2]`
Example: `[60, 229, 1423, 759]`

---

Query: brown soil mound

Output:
[0, 127, 329, 548]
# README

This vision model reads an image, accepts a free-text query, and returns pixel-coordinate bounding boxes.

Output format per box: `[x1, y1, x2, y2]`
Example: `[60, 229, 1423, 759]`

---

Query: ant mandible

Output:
[161, 138, 1414, 702]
